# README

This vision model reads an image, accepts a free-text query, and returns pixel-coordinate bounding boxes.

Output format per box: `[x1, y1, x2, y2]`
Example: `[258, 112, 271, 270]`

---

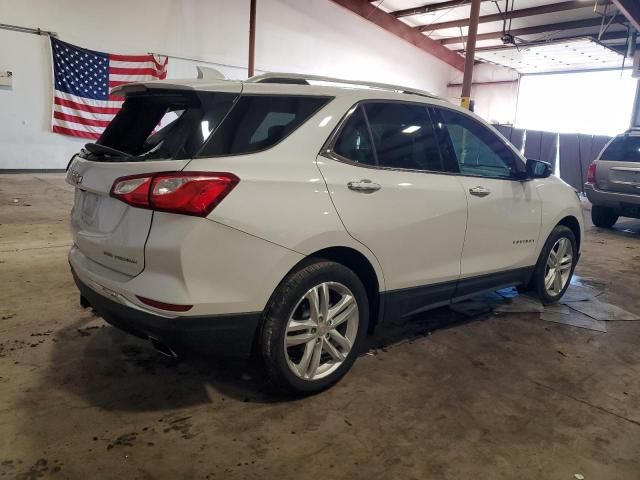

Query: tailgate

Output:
[596, 135, 640, 194]
[597, 161, 640, 195]
[67, 157, 190, 276]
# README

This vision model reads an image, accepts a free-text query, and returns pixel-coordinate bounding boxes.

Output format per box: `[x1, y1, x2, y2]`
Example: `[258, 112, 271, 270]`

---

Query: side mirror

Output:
[524, 158, 552, 180]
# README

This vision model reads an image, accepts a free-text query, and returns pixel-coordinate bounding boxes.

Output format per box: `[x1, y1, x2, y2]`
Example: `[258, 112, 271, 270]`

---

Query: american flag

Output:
[50, 38, 167, 140]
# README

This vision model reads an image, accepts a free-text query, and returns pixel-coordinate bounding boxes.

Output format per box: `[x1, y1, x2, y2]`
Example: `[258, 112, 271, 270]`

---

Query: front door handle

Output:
[347, 179, 382, 193]
[469, 186, 491, 197]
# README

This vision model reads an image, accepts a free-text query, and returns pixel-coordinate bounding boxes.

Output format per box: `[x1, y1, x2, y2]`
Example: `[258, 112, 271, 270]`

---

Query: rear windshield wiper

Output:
[84, 143, 132, 160]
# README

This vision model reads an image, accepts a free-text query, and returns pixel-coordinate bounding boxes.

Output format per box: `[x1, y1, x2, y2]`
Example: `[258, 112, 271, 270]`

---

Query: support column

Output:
[632, 79, 640, 128]
[248, 0, 257, 78]
[460, 0, 482, 110]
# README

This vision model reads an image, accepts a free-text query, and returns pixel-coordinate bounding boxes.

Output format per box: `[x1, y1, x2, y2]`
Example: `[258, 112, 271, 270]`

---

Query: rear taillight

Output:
[111, 175, 153, 209]
[110, 172, 239, 217]
[586, 162, 597, 185]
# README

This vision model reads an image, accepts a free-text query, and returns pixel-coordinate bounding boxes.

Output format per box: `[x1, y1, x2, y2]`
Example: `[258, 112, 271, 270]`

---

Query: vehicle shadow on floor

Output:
[591, 217, 640, 238]
[46, 305, 478, 411]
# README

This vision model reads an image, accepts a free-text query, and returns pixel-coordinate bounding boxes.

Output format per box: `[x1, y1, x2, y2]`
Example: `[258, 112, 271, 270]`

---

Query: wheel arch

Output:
[251, 245, 384, 357]
[557, 215, 581, 251]
[302, 246, 382, 331]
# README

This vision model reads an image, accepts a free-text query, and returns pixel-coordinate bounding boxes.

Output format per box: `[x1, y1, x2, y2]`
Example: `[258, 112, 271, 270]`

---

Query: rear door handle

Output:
[347, 179, 382, 193]
[469, 186, 491, 197]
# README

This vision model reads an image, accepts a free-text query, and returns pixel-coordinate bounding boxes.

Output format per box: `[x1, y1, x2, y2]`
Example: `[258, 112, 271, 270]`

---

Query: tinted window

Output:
[96, 91, 237, 160]
[364, 103, 443, 171]
[435, 108, 522, 179]
[333, 106, 375, 165]
[601, 135, 640, 162]
[200, 95, 331, 156]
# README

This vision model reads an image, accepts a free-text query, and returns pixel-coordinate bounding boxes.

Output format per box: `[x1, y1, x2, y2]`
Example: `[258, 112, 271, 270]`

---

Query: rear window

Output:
[94, 91, 238, 160]
[198, 95, 331, 157]
[601, 135, 640, 162]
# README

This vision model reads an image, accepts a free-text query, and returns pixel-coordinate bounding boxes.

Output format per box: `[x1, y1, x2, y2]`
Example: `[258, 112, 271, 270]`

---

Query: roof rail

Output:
[246, 72, 444, 101]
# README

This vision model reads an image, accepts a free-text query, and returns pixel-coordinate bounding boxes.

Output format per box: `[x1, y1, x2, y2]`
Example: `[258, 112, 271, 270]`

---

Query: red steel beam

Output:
[419, 1, 604, 32]
[612, 0, 640, 31]
[460, 0, 481, 110]
[330, 0, 465, 71]
[440, 17, 618, 45]
[448, 79, 518, 87]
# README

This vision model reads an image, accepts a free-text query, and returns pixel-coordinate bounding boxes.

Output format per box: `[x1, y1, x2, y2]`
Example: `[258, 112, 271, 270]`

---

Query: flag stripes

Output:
[50, 38, 167, 140]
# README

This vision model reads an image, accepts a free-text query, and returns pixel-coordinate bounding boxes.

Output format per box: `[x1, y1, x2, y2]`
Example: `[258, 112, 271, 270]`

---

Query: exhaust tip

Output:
[149, 338, 179, 359]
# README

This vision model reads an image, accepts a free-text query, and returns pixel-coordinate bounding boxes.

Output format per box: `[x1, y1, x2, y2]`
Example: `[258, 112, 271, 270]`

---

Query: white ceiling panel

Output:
[475, 38, 625, 73]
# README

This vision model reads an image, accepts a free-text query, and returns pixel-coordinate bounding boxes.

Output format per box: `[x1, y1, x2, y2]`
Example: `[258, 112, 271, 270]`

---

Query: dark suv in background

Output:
[586, 128, 640, 228]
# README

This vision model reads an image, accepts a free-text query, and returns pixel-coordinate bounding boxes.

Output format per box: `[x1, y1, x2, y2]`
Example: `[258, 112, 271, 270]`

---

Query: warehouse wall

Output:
[0, 0, 457, 170]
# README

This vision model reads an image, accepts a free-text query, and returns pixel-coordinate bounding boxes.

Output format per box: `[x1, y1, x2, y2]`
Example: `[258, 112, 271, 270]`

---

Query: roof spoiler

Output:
[109, 66, 229, 96]
[110, 82, 195, 96]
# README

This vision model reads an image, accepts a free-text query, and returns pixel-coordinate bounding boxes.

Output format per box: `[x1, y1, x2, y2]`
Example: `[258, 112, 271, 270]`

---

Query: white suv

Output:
[67, 73, 584, 394]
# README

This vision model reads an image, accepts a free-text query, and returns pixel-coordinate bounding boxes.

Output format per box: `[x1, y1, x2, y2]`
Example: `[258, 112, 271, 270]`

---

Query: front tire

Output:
[591, 205, 618, 228]
[260, 260, 369, 395]
[531, 225, 578, 304]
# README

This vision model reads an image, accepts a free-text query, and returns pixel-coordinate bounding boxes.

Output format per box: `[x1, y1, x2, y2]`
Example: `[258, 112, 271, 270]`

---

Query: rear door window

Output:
[332, 106, 376, 166]
[363, 102, 444, 171]
[199, 95, 331, 156]
[601, 136, 640, 162]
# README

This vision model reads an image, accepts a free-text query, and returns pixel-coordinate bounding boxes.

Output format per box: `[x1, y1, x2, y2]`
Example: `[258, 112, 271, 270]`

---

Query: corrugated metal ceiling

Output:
[373, 0, 632, 72]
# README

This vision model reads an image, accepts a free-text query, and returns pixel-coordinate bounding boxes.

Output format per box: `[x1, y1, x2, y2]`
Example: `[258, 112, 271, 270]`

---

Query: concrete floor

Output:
[2, 173, 640, 480]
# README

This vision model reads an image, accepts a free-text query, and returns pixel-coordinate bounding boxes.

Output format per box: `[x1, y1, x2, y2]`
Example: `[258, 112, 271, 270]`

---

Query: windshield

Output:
[84, 90, 238, 161]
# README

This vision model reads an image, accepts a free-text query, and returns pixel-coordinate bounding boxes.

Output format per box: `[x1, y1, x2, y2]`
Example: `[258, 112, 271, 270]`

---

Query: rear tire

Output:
[530, 225, 578, 304]
[260, 260, 369, 395]
[591, 205, 618, 228]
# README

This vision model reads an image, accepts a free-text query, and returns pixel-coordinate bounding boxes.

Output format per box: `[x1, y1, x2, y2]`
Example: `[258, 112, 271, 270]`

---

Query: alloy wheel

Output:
[544, 237, 573, 296]
[284, 282, 359, 381]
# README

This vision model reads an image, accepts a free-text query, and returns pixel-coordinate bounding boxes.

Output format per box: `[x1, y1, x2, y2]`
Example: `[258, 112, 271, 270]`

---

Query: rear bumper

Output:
[585, 183, 640, 210]
[72, 269, 262, 357]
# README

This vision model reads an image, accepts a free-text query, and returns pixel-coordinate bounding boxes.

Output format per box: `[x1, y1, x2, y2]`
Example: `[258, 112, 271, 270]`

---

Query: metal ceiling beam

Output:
[453, 33, 635, 53]
[454, 31, 629, 51]
[440, 16, 618, 45]
[608, 43, 639, 55]
[611, 0, 640, 31]
[392, 0, 491, 19]
[329, 0, 465, 70]
[456, 31, 640, 54]
[598, 30, 632, 41]
[419, 1, 605, 32]
[448, 79, 519, 87]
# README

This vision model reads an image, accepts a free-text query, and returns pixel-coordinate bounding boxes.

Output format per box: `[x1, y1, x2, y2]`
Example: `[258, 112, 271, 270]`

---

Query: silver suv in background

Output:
[586, 128, 640, 228]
